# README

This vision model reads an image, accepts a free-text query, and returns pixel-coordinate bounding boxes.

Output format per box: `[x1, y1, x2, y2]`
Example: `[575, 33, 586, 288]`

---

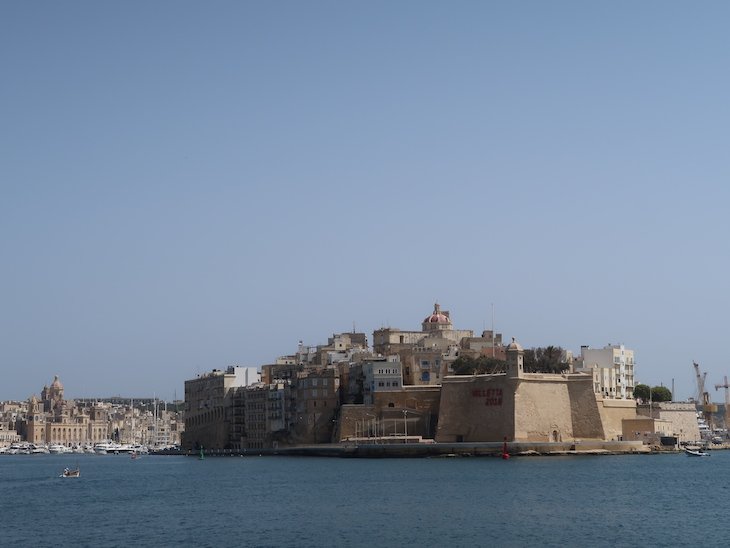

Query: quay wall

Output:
[183, 440, 650, 459]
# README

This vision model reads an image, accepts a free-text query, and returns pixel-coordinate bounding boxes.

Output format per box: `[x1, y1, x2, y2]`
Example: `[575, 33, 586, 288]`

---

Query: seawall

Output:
[179, 440, 651, 459]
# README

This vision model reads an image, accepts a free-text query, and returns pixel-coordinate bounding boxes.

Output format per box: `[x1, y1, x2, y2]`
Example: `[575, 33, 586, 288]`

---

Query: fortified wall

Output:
[597, 398, 638, 441]
[435, 338, 613, 443]
[338, 386, 441, 441]
[435, 372, 606, 442]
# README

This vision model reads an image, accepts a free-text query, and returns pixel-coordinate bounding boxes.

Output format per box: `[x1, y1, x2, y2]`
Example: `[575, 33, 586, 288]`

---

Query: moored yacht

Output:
[29, 443, 49, 454]
[94, 441, 134, 454]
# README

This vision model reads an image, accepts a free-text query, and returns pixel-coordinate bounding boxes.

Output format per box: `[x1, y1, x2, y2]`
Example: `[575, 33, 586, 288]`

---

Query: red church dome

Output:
[423, 303, 451, 325]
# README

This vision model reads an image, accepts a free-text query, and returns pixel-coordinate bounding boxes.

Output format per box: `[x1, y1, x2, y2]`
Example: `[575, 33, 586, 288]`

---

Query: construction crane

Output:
[694, 361, 717, 431]
[694, 361, 706, 403]
[715, 376, 730, 429]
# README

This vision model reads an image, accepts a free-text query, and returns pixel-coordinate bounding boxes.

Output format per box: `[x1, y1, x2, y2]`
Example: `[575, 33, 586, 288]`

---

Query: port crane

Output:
[715, 376, 730, 429]
[694, 361, 717, 430]
[694, 361, 707, 403]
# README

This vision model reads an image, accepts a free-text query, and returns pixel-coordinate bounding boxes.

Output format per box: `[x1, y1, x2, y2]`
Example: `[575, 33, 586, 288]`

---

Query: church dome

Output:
[423, 303, 451, 325]
[51, 375, 63, 389]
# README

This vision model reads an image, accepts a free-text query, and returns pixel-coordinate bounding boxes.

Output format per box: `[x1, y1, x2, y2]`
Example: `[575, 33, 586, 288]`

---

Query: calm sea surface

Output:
[1, 451, 726, 547]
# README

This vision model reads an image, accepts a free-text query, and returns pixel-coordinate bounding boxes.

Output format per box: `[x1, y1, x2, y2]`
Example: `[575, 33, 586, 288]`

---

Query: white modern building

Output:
[574, 344, 635, 399]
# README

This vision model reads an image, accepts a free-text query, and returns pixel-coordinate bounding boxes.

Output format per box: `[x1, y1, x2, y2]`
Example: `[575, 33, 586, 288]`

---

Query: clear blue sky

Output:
[3, 2, 730, 401]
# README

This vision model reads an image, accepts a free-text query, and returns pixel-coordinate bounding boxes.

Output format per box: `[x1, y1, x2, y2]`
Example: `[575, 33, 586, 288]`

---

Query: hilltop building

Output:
[373, 303, 502, 385]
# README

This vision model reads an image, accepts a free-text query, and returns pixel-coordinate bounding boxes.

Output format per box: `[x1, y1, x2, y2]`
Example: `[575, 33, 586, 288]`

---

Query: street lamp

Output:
[365, 413, 376, 443]
[403, 410, 408, 443]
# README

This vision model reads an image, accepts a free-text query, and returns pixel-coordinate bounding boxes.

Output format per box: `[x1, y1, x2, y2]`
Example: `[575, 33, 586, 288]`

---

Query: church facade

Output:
[24, 376, 109, 447]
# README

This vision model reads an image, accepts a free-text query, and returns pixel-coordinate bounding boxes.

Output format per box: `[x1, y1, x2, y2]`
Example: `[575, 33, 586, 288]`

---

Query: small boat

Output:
[61, 467, 80, 478]
[684, 447, 709, 457]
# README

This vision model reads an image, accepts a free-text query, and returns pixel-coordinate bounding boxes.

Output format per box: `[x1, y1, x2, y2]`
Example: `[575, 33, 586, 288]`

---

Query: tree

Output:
[452, 356, 478, 375]
[451, 355, 506, 375]
[634, 384, 671, 402]
[523, 346, 569, 373]
[633, 384, 651, 402]
[651, 386, 672, 402]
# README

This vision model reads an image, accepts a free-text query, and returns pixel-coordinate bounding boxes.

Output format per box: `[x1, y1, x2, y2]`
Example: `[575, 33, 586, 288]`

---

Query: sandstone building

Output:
[24, 376, 110, 447]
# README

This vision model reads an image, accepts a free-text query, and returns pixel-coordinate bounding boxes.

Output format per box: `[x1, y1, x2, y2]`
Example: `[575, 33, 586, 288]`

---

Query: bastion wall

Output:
[436, 373, 608, 442]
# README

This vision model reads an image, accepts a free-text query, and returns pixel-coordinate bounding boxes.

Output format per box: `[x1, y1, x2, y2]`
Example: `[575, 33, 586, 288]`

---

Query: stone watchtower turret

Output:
[506, 337, 524, 378]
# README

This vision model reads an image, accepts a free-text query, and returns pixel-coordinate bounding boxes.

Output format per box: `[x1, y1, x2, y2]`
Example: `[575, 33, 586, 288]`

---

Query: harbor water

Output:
[1, 451, 726, 547]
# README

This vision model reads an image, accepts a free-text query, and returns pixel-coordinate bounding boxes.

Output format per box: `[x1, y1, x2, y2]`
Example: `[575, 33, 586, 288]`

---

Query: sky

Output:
[2, 1, 730, 402]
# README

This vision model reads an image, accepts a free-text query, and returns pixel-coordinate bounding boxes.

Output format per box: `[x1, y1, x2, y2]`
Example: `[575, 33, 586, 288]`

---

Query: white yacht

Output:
[48, 443, 68, 454]
[94, 441, 133, 454]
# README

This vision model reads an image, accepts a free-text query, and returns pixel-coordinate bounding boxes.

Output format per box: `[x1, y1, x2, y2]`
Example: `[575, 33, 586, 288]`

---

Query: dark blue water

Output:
[0, 451, 725, 547]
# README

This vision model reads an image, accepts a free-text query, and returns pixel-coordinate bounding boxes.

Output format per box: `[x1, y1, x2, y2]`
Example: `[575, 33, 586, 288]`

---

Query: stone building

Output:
[0, 402, 24, 444]
[635, 401, 701, 444]
[291, 369, 339, 444]
[182, 366, 259, 450]
[360, 358, 403, 405]
[372, 303, 503, 385]
[24, 376, 109, 447]
[261, 332, 370, 384]
[236, 380, 293, 450]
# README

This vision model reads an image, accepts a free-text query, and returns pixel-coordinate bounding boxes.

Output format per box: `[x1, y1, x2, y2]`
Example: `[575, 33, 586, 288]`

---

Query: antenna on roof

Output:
[491, 303, 495, 358]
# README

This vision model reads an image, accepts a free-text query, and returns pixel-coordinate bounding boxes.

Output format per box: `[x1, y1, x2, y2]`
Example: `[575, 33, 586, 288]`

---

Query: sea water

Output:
[0, 451, 725, 547]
